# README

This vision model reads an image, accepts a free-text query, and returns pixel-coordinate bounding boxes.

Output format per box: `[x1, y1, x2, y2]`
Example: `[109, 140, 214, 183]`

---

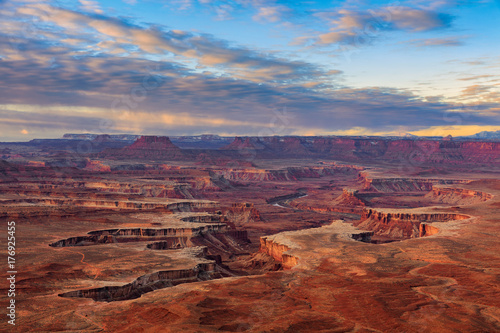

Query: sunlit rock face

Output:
[357, 208, 470, 240]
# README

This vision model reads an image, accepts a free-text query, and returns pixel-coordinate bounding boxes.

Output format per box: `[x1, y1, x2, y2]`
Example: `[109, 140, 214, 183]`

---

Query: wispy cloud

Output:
[405, 36, 465, 47]
[314, 6, 454, 46]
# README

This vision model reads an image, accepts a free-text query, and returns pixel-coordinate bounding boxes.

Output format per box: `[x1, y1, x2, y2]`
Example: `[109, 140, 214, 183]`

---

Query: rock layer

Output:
[357, 208, 470, 239]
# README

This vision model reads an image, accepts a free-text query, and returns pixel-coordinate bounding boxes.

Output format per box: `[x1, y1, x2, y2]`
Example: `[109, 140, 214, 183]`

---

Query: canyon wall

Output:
[425, 186, 493, 205]
[357, 208, 470, 239]
[259, 237, 298, 269]
[359, 172, 471, 192]
[59, 263, 219, 302]
[221, 136, 500, 165]
[50, 224, 227, 247]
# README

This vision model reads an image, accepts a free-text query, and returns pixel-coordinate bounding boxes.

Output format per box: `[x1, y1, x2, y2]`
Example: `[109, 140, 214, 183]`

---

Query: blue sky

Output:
[0, 0, 499, 141]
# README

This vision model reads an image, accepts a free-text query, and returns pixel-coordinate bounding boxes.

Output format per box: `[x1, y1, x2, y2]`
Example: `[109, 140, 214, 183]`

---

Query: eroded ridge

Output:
[49, 224, 227, 247]
[356, 207, 471, 240]
[259, 221, 374, 269]
[59, 249, 221, 302]
[359, 172, 472, 192]
[425, 185, 493, 205]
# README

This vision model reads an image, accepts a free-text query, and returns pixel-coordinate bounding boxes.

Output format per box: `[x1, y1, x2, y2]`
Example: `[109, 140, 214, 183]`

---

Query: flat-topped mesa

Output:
[221, 137, 268, 151]
[357, 208, 470, 240]
[128, 136, 180, 150]
[92, 134, 114, 143]
[425, 186, 493, 205]
[359, 172, 471, 192]
[59, 262, 220, 302]
[49, 224, 227, 247]
[259, 221, 373, 269]
[5, 197, 215, 211]
[98, 136, 184, 160]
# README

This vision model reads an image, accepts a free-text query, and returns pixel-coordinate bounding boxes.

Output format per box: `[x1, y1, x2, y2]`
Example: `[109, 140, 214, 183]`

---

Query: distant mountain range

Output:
[460, 130, 500, 140]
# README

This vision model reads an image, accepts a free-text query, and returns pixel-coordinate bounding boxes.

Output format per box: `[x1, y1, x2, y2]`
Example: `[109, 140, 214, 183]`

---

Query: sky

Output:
[0, 0, 499, 141]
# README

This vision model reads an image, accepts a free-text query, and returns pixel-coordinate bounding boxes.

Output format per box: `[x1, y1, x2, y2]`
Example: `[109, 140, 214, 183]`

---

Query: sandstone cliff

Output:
[425, 186, 493, 205]
[357, 208, 470, 239]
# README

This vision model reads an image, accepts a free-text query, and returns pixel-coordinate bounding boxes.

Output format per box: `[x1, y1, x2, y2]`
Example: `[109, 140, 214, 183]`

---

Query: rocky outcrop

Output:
[334, 188, 368, 206]
[146, 237, 192, 250]
[425, 186, 493, 205]
[180, 214, 224, 223]
[49, 224, 227, 247]
[359, 173, 471, 192]
[212, 165, 359, 183]
[260, 221, 373, 269]
[84, 160, 111, 172]
[4, 198, 215, 211]
[419, 223, 440, 237]
[357, 208, 470, 239]
[0, 180, 197, 199]
[99, 136, 184, 160]
[222, 203, 262, 225]
[221, 137, 269, 152]
[59, 262, 220, 302]
[127, 136, 180, 150]
[214, 168, 295, 182]
[259, 237, 298, 269]
[27, 161, 46, 167]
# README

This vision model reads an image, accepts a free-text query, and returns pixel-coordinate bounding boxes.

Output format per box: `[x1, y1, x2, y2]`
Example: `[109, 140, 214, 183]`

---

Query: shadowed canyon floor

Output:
[1, 136, 499, 332]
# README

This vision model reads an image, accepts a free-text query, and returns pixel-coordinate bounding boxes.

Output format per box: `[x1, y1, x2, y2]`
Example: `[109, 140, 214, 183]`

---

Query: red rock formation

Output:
[334, 188, 368, 206]
[359, 172, 471, 192]
[259, 237, 298, 269]
[85, 159, 111, 172]
[357, 208, 470, 239]
[425, 186, 493, 205]
[215, 168, 295, 182]
[223, 202, 262, 225]
[127, 136, 178, 150]
[221, 136, 500, 165]
[92, 134, 114, 143]
[99, 136, 184, 159]
[221, 136, 268, 151]
[59, 263, 220, 302]
[212, 165, 358, 183]
[419, 223, 440, 237]
[50, 224, 228, 247]
[26, 161, 46, 167]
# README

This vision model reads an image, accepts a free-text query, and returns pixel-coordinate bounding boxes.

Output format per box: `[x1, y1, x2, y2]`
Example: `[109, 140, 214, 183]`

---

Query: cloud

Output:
[0, 22, 498, 140]
[458, 75, 497, 81]
[253, 5, 290, 23]
[405, 37, 465, 47]
[79, 0, 103, 14]
[8, 2, 326, 85]
[314, 6, 454, 46]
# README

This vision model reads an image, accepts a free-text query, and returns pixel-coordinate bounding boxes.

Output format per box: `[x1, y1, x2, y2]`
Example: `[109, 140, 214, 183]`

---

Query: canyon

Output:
[1, 135, 499, 332]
